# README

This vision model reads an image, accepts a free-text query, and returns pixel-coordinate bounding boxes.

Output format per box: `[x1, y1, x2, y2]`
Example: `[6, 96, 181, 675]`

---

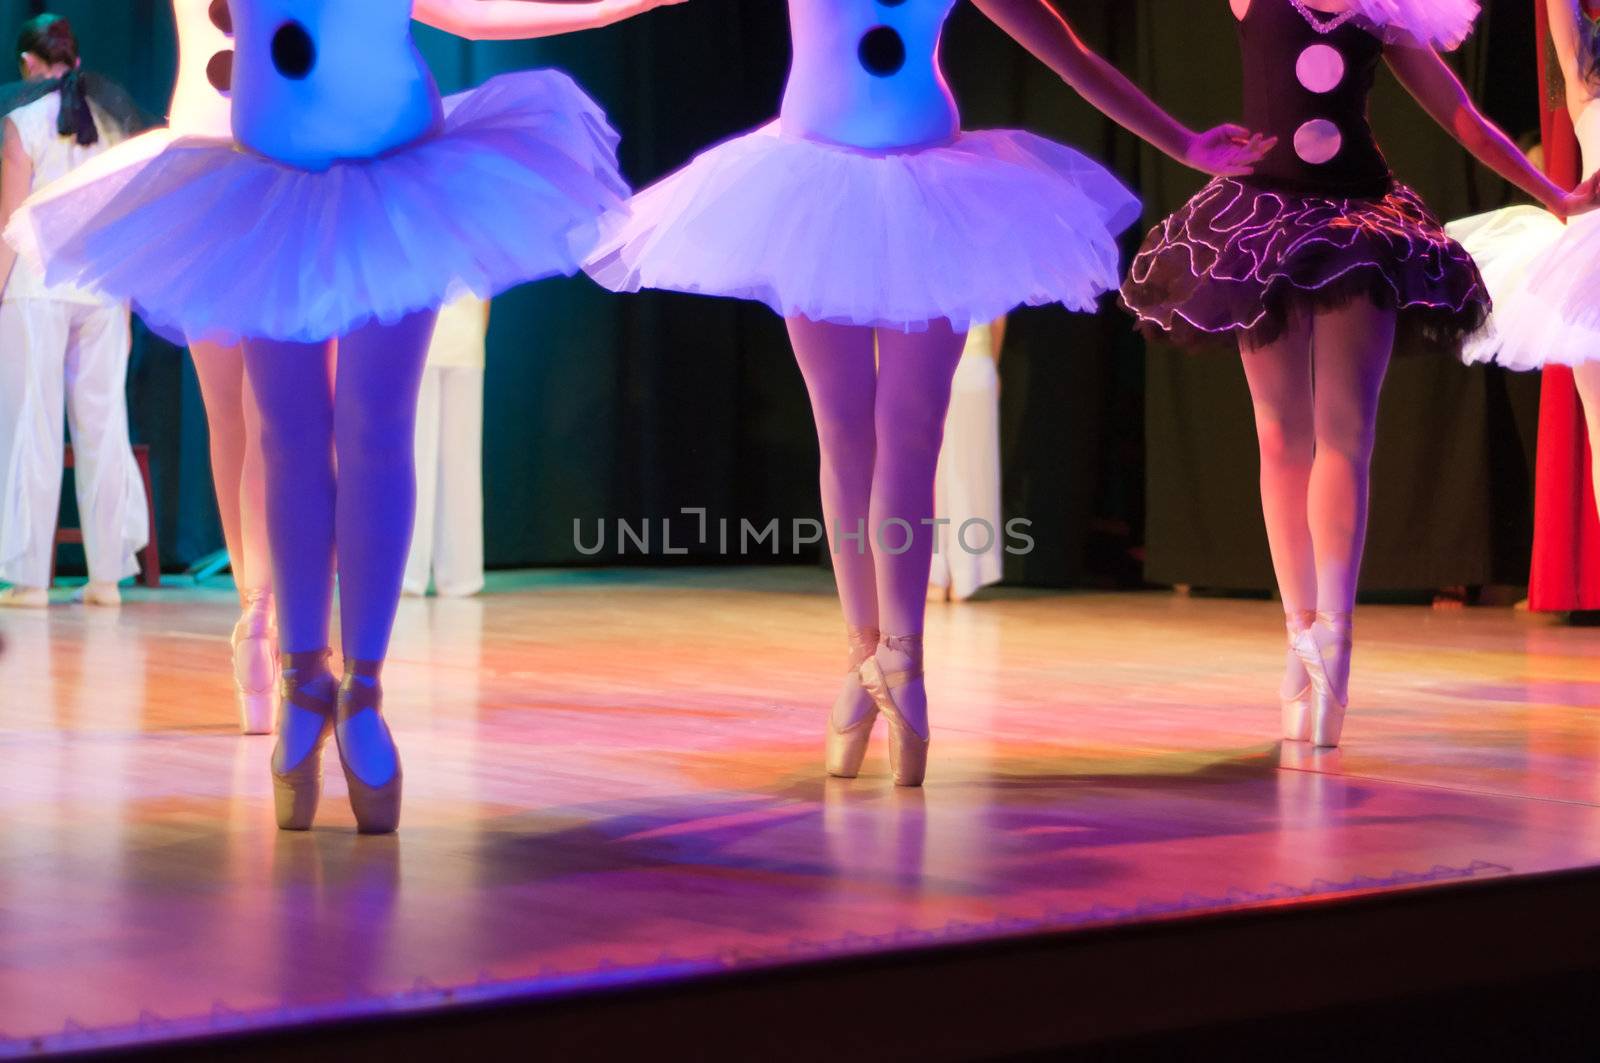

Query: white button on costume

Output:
[1292, 38, 1347, 166]
[1295, 43, 1345, 94]
[0, 94, 147, 590]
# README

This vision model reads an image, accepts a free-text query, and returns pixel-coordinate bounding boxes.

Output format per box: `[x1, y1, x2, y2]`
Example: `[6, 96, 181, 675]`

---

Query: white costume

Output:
[586, 0, 1141, 331]
[0, 93, 146, 590]
[929, 322, 1003, 600]
[405, 295, 487, 598]
[1449, 99, 1600, 370]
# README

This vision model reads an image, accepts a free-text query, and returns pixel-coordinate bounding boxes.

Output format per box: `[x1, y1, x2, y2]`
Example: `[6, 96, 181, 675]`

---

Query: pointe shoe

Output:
[1311, 611, 1353, 749]
[1289, 614, 1352, 750]
[232, 590, 279, 735]
[72, 582, 121, 607]
[335, 659, 403, 835]
[272, 650, 337, 831]
[826, 626, 880, 779]
[859, 634, 929, 788]
[0, 586, 49, 608]
[1281, 610, 1316, 743]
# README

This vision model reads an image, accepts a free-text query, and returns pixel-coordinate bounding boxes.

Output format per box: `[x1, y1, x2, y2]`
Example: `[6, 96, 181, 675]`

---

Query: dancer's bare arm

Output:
[1386, 34, 1600, 217]
[972, 0, 1275, 176]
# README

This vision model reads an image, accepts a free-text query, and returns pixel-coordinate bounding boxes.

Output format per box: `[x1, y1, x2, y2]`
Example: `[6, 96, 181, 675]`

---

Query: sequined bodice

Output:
[1239, 0, 1392, 196]
[780, 0, 962, 151]
[228, 0, 440, 170]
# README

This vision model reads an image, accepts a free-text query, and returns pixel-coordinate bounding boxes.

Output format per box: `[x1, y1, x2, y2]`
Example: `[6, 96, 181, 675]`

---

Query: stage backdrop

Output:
[3, 1, 1540, 593]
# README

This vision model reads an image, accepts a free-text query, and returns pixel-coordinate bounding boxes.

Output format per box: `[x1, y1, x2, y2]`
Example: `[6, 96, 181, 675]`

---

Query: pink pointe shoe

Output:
[1281, 609, 1316, 743]
[272, 650, 337, 831]
[1289, 611, 1353, 749]
[826, 626, 881, 779]
[858, 634, 930, 788]
[232, 590, 279, 735]
[335, 659, 403, 835]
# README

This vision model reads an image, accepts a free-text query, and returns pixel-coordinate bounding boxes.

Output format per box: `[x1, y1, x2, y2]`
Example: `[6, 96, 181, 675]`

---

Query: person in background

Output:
[0, 15, 147, 610]
[929, 316, 1006, 603]
[405, 295, 489, 599]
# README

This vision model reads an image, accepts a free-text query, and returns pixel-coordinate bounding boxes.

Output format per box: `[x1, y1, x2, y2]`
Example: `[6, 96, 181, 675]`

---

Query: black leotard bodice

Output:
[1240, 0, 1392, 197]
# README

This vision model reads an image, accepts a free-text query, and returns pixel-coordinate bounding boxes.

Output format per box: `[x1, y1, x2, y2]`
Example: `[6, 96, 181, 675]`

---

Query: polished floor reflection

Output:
[3, 569, 1600, 1050]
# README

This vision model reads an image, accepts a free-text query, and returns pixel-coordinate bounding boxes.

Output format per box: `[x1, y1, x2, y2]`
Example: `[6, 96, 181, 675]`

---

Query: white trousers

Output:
[929, 350, 1004, 599]
[0, 299, 147, 588]
[404, 364, 485, 597]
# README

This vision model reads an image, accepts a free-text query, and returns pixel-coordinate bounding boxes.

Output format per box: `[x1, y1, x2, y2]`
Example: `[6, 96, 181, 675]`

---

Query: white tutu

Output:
[1354, 0, 1479, 50]
[4, 71, 628, 344]
[1448, 205, 1600, 370]
[585, 122, 1141, 332]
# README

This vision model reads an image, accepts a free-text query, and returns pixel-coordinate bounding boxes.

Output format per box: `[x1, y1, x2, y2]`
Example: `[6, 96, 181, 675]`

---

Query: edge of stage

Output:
[4, 568, 1600, 1060]
[24, 866, 1600, 1061]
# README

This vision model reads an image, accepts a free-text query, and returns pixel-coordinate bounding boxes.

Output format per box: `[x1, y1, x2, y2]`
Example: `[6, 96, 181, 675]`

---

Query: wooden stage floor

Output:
[3, 567, 1600, 1055]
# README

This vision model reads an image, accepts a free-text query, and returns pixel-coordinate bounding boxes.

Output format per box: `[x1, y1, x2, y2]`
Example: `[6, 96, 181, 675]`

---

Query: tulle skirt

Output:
[1351, 0, 1481, 50]
[4, 71, 628, 344]
[1448, 205, 1600, 370]
[585, 121, 1142, 332]
[1120, 177, 1488, 351]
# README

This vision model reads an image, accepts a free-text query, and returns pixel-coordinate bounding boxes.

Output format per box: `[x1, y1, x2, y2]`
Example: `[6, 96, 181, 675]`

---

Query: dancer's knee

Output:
[1314, 402, 1378, 463]
[1254, 408, 1313, 469]
[875, 391, 948, 459]
[257, 407, 331, 470]
[337, 398, 415, 470]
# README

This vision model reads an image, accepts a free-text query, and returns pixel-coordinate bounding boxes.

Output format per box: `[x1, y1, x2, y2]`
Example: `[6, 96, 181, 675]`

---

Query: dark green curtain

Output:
[4, 1, 1543, 591]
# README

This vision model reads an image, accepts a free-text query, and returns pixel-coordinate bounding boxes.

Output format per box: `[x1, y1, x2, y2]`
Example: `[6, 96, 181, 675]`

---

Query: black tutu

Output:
[1119, 177, 1489, 350]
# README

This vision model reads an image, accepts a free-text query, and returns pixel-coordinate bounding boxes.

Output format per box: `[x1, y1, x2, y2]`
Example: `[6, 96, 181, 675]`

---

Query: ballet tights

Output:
[243, 310, 436, 786]
[189, 341, 271, 600]
[1240, 299, 1394, 702]
[1572, 363, 1600, 526]
[788, 316, 966, 741]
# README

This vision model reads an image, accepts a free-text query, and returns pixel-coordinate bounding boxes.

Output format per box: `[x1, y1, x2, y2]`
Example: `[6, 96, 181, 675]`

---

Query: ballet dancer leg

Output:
[1240, 307, 1320, 739]
[860, 322, 965, 786]
[191, 342, 257, 598]
[789, 317, 885, 776]
[243, 335, 338, 829]
[192, 340, 278, 732]
[329, 311, 435, 833]
[1570, 362, 1600, 531]
[1305, 298, 1396, 746]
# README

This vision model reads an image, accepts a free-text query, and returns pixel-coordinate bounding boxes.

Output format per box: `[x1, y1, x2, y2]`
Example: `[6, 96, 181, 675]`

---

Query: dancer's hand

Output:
[1183, 125, 1276, 178]
[1558, 172, 1600, 221]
